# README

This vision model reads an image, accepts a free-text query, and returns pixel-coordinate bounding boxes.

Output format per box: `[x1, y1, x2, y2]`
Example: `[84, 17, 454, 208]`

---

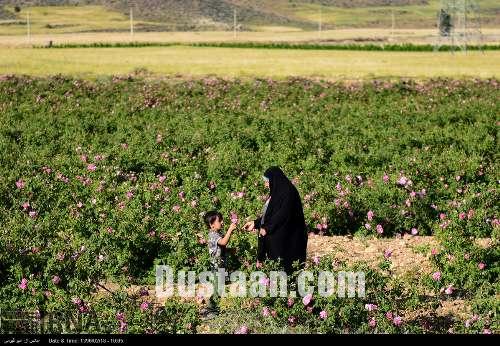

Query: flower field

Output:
[0, 75, 498, 334]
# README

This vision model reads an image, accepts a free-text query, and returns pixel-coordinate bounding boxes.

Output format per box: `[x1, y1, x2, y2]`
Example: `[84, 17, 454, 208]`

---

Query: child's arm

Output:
[218, 223, 237, 246]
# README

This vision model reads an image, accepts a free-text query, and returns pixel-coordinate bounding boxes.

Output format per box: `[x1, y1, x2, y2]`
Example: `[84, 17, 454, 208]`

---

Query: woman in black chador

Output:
[243, 167, 308, 273]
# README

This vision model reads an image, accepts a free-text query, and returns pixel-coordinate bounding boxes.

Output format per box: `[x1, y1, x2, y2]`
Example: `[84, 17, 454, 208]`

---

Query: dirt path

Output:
[306, 233, 439, 275]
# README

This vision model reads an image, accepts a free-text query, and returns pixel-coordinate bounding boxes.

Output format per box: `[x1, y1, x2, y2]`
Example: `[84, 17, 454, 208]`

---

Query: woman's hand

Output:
[259, 228, 267, 237]
[243, 220, 255, 231]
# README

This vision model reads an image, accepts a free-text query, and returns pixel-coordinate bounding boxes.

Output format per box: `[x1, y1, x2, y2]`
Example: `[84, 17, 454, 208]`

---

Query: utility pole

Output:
[233, 8, 237, 39]
[27, 10, 31, 43]
[319, 7, 322, 39]
[463, 0, 469, 53]
[130, 8, 134, 36]
[391, 9, 395, 39]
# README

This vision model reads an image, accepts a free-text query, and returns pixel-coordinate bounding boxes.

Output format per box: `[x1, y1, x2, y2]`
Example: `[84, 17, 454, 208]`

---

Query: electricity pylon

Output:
[434, 0, 484, 53]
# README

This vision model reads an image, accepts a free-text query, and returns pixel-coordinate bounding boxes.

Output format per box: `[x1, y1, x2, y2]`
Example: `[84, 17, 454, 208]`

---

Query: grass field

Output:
[0, 46, 498, 79]
[291, 0, 500, 28]
[0, 5, 162, 36]
[0, 28, 499, 48]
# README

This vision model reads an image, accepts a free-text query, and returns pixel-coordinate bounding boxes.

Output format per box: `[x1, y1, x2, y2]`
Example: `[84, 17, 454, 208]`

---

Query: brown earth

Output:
[306, 233, 439, 275]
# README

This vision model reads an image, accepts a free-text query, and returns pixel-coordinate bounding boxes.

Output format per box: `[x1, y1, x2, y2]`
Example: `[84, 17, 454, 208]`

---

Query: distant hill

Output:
[0, 0, 497, 30]
[292, 0, 429, 6]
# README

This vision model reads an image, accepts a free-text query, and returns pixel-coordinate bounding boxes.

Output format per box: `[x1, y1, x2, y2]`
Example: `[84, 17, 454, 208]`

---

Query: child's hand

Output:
[228, 223, 237, 232]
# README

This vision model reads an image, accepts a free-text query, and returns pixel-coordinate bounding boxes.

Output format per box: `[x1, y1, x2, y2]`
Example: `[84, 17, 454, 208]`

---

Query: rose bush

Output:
[0, 75, 497, 333]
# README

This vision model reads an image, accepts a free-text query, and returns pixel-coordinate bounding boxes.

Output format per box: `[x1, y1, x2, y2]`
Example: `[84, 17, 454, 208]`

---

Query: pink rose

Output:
[262, 307, 270, 317]
[397, 176, 408, 186]
[302, 293, 313, 306]
[383, 173, 389, 183]
[116, 312, 125, 321]
[376, 224, 383, 234]
[16, 179, 25, 189]
[259, 277, 270, 287]
[393, 316, 403, 326]
[313, 256, 320, 265]
[19, 278, 28, 290]
[235, 325, 248, 334]
[432, 272, 442, 281]
[119, 321, 128, 333]
[230, 212, 239, 224]
[140, 301, 149, 311]
[367, 210, 374, 221]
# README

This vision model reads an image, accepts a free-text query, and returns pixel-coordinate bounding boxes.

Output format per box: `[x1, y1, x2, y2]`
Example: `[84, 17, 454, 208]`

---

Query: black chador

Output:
[254, 167, 307, 273]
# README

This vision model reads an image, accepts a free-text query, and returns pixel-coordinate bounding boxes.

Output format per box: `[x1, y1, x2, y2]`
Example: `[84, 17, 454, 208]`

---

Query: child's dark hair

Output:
[204, 210, 223, 228]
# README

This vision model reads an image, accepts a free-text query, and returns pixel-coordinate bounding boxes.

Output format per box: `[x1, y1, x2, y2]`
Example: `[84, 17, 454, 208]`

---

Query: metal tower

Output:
[434, 0, 484, 53]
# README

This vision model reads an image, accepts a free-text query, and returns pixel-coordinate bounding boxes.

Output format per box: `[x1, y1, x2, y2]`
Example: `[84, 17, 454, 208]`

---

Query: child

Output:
[204, 210, 237, 271]
[203, 210, 237, 317]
